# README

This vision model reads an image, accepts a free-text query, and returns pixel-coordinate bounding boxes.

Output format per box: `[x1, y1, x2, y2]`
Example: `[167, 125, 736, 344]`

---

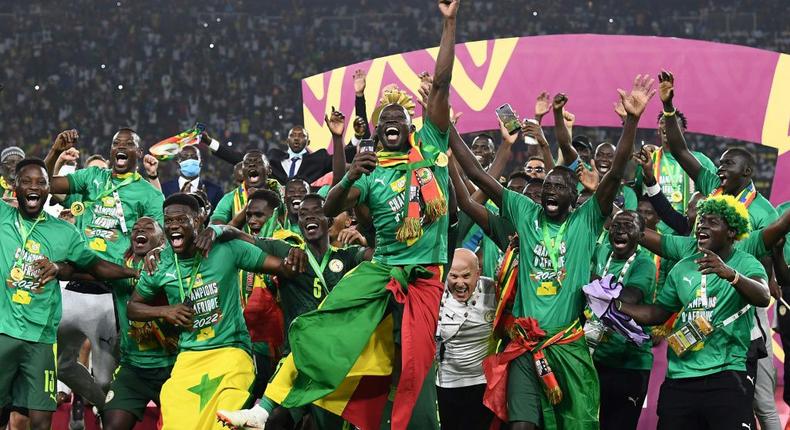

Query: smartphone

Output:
[495, 103, 521, 135]
[359, 138, 375, 153]
[522, 118, 539, 145]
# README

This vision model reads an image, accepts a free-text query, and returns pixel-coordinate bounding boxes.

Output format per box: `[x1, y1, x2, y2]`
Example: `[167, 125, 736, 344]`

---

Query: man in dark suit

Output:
[267, 125, 332, 185]
[160, 145, 224, 210]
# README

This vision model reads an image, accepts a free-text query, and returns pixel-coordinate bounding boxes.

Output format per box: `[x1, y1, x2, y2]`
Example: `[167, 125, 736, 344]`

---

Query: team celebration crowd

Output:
[1, 1, 790, 430]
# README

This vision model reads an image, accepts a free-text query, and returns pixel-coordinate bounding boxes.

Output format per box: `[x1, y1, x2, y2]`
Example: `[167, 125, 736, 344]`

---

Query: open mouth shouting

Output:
[169, 232, 185, 250]
[384, 127, 400, 144]
[611, 233, 630, 250]
[115, 152, 129, 169]
[23, 192, 42, 210]
[290, 199, 302, 212]
[544, 196, 560, 213]
[304, 222, 320, 234]
[696, 229, 711, 248]
[717, 172, 728, 189]
[246, 169, 262, 187]
[597, 160, 612, 174]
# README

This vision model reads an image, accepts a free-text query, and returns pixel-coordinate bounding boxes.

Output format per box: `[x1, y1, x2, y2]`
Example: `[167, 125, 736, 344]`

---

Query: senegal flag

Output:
[265, 261, 443, 430]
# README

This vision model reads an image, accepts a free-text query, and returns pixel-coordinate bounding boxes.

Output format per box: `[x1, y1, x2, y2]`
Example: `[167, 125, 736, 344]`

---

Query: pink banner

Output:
[302, 34, 790, 204]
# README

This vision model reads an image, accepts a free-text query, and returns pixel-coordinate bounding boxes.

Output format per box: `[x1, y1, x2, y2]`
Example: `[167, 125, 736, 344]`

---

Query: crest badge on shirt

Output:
[329, 259, 344, 273]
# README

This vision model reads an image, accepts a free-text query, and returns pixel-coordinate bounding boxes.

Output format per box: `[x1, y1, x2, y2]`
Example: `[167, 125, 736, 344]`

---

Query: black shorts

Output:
[657, 370, 755, 430]
[596, 363, 649, 430]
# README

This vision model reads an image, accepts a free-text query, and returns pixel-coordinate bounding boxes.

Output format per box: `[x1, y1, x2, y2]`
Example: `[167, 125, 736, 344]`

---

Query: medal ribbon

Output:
[540, 214, 569, 286]
[603, 251, 638, 284]
[174, 253, 203, 303]
[79, 172, 141, 216]
[304, 246, 335, 297]
[14, 212, 45, 270]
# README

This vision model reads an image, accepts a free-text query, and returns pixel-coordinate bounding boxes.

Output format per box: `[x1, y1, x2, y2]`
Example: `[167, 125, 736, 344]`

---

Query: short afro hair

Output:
[163, 193, 201, 214]
[724, 147, 756, 170]
[249, 189, 282, 210]
[15, 158, 47, 176]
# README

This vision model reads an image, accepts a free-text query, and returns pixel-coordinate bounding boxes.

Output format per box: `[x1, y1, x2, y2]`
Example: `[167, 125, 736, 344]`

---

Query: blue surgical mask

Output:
[179, 159, 201, 178]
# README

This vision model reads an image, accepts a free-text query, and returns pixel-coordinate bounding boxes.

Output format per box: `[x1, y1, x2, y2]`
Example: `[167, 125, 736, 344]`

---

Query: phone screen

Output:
[495, 103, 521, 135]
[359, 139, 375, 153]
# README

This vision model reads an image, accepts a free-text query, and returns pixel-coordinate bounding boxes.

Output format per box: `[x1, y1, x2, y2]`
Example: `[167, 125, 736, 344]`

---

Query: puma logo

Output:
[741, 423, 752, 430]
[627, 396, 638, 406]
[374, 178, 386, 186]
[164, 272, 177, 280]
[683, 276, 693, 285]
[746, 375, 755, 385]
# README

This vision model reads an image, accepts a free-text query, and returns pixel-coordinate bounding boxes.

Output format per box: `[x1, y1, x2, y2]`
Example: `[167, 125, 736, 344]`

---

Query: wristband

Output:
[208, 138, 220, 151]
[662, 109, 676, 117]
[645, 182, 661, 197]
[729, 271, 740, 285]
[615, 299, 623, 312]
[339, 174, 354, 189]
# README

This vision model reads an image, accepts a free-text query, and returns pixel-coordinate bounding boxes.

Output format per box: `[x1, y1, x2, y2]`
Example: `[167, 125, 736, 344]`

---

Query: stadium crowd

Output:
[0, 1, 789, 430]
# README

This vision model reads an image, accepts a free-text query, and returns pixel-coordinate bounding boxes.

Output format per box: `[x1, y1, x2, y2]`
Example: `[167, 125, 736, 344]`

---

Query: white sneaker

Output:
[216, 406, 269, 429]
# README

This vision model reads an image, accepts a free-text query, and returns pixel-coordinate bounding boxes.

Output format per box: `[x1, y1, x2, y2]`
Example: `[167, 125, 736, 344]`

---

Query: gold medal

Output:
[70, 202, 85, 216]
[102, 196, 115, 207]
[10, 267, 24, 282]
[435, 152, 449, 167]
[671, 191, 683, 203]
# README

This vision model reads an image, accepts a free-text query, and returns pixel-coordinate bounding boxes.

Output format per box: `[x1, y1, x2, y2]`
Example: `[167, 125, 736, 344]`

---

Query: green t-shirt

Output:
[0, 203, 99, 344]
[109, 260, 176, 368]
[660, 230, 769, 262]
[694, 167, 778, 230]
[502, 189, 605, 331]
[591, 243, 656, 370]
[634, 149, 716, 213]
[457, 201, 504, 278]
[66, 167, 164, 264]
[657, 248, 767, 378]
[620, 185, 637, 211]
[776, 202, 790, 266]
[352, 118, 449, 266]
[135, 240, 265, 353]
[254, 239, 366, 332]
[487, 208, 516, 252]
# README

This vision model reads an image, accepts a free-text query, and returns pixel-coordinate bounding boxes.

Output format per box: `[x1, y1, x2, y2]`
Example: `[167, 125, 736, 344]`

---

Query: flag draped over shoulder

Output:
[265, 261, 443, 430]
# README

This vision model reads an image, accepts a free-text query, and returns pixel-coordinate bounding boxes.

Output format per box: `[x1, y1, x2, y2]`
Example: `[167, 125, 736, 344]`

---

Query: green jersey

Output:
[0, 202, 99, 344]
[109, 259, 176, 368]
[211, 181, 284, 237]
[501, 189, 605, 330]
[65, 167, 164, 264]
[352, 118, 449, 266]
[776, 202, 790, 265]
[620, 185, 637, 211]
[457, 201, 504, 278]
[660, 230, 769, 262]
[694, 167, 778, 230]
[135, 240, 266, 353]
[634, 149, 716, 214]
[487, 208, 516, 252]
[254, 239, 366, 331]
[657, 248, 766, 378]
[591, 243, 656, 370]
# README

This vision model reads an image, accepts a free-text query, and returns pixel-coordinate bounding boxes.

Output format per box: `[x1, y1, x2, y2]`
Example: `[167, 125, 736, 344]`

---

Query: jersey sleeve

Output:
[693, 164, 720, 195]
[693, 151, 718, 174]
[418, 117, 449, 152]
[210, 191, 234, 223]
[64, 223, 99, 269]
[231, 240, 267, 273]
[737, 230, 769, 259]
[660, 234, 697, 261]
[656, 266, 684, 312]
[626, 256, 656, 303]
[488, 210, 515, 251]
[738, 253, 768, 281]
[65, 166, 98, 197]
[135, 271, 161, 301]
[351, 173, 370, 205]
[622, 186, 638, 210]
[253, 238, 292, 258]
[501, 188, 539, 226]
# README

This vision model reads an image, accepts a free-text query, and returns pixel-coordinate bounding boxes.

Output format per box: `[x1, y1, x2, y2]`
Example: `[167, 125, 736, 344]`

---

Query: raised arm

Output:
[426, 0, 459, 132]
[551, 94, 577, 166]
[353, 69, 371, 139]
[449, 156, 491, 236]
[759, 209, 790, 250]
[201, 131, 244, 165]
[596, 75, 655, 216]
[469, 120, 518, 204]
[324, 151, 376, 217]
[635, 147, 691, 235]
[639, 229, 664, 258]
[660, 71, 702, 180]
[524, 120, 555, 170]
[326, 108, 348, 186]
[448, 124, 504, 207]
[44, 130, 78, 194]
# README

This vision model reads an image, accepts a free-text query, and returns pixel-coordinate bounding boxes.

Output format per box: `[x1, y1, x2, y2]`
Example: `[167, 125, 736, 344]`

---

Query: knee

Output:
[29, 414, 52, 430]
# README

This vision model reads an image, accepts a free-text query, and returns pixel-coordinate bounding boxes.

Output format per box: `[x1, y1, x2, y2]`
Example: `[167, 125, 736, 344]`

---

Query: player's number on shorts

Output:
[44, 370, 56, 393]
[313, 278, 322, 299]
